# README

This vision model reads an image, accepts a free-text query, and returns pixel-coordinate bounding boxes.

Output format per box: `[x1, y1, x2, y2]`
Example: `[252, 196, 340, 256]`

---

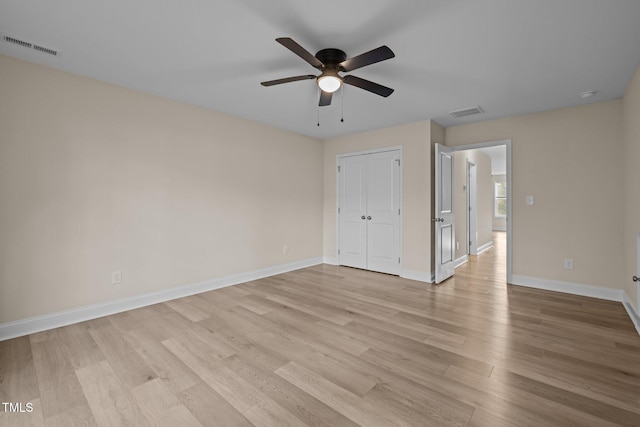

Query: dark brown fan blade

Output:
[261, 75, 316, 86]
[276, 37, 324, 69]
[339, 46, 395, 72]
[319, 90, 333, 106]
[343, 75, 394, 97]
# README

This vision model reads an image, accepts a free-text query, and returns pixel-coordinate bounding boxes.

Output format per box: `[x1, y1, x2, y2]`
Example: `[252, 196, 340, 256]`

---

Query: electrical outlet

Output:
[111, 270, 122, 285]
[526, 195, 534, 205]
[563, 259, 574, 270]
[283, 245, 289, 255]
[456, 241, 459, 250]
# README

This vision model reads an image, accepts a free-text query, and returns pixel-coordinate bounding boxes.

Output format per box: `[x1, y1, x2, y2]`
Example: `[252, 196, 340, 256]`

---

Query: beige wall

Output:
[446, 100, 624, 289]
[323, 121, 432, 277]
[492, 175, 507, 231]
[453, 149, 493, 261]
[623, 65, 640, 310]
[0, 55, 324, 324]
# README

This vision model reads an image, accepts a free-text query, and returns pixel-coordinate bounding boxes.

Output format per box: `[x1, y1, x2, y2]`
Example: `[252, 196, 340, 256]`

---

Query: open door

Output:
[435, 144, 455, 283]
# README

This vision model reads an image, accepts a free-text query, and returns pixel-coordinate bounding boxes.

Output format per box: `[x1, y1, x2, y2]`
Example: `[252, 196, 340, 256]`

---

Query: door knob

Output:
[634, 276, 639, 282]
[361, 215, 366, 220]
[367, 216, 372, 220]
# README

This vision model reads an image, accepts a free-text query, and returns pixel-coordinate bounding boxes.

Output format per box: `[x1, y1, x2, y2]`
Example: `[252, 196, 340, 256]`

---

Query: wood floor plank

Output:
[243, 399, 307, 427]
[125, 328, 202, 394]
[163, 336, 265, 414]
[226, 354, 359, 427]
[0, 336, 39, 402]
[131, 378, 202, 426]
[275, 361, 399, 427]
[42, 404, 96, 427]
[3, 232, 640, 426]
[30, 338, 89, 420]
[76, 360, 147, 426]
[88, 325, 157, 389]
[177, 382, 253, 427]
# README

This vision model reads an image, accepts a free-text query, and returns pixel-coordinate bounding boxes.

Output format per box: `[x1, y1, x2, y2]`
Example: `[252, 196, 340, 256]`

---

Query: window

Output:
[494, 181, 507, 217]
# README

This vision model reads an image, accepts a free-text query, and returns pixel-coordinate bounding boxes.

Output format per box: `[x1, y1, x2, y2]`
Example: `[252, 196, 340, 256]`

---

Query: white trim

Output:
[476, 241, 494, 255]
[511, 275, 639, 336]
[510, 274, 622, 302]
[454, 255, 468, 268]
[0, 257, 323, 342]
[622, 292, 640, 336]
[466, 160, 477, 256]
[336, 145, 403, 159]
[401, 269, 432, 283]
[323, 256, 338, 266]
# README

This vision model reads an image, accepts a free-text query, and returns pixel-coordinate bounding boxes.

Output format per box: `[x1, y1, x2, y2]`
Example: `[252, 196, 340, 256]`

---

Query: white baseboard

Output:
[476, 241, 494, 255]
[0, 257, 324, 342]
[622, 292, 640, 336]
[511, 274, 640, 337]
[454, 255, 468, 268]
[401, 269, 432, 283]
[510, 274, 623, 302]
[492, 226, 506, 232]
[323, 256, 338, 266]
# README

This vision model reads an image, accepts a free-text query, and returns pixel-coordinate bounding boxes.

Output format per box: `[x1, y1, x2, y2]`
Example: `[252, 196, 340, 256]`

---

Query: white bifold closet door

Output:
[338, 149, 400, 275]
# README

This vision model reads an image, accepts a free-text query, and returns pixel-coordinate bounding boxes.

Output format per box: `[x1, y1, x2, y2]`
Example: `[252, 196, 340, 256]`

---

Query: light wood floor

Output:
[2, 232, 640, 426]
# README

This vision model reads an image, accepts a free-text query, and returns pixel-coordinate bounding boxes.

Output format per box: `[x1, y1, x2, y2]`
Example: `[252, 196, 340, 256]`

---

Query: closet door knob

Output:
[361, 215, 366, 220]
[367, 216, 372, 220]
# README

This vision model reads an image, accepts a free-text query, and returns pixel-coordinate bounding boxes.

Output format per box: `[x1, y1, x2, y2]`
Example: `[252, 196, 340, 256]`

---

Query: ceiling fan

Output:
[261, 37, 395, 107]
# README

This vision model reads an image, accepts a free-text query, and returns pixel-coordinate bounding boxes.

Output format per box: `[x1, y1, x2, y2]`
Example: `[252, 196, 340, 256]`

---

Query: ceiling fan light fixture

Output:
[317, 71, 342, 93]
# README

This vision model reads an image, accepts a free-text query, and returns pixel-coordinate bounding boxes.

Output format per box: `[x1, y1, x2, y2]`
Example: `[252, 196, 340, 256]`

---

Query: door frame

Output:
[445, 139, 512, 283]
[336, 146, 403, 273]
[466, 160, 478, 256]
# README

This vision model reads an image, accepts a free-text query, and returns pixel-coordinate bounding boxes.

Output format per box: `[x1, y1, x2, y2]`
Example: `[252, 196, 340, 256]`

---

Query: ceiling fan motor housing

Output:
[315, 48, 347, 69]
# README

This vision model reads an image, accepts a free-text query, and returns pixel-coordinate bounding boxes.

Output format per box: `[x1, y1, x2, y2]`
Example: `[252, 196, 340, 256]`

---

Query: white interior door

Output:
[366, 150, 401, 275]
[338, 155, 367, 269]
[435, 144, 455, 283]
[338, 149, 401, 275]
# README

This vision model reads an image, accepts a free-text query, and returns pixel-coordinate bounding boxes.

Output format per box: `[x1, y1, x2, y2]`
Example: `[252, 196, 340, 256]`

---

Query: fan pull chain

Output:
[340, 85, 344, 123]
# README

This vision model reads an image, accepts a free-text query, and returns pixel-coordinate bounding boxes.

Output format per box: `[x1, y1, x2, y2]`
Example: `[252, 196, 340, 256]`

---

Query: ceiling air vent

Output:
[449, 106, 484, 118]
[32, 44, 59, 56]
[2, 33, 60, 56]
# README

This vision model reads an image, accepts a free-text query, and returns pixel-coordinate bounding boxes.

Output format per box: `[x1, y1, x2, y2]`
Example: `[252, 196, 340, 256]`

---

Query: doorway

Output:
[434, 140, 512, 283]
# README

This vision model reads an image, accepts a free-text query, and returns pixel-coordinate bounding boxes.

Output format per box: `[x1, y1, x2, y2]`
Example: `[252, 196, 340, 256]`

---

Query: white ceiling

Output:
[2, 0, 640, 139]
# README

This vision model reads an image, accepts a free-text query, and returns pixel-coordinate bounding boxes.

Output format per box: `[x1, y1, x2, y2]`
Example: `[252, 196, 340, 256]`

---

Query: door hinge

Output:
[398, 257, 401, 263]
[398, 208, 400, 215]
[338, 249, 340, 255]
[337, 165, 341, 172]
[395, 159, 400, 166]
[338, 207, 340, 214]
